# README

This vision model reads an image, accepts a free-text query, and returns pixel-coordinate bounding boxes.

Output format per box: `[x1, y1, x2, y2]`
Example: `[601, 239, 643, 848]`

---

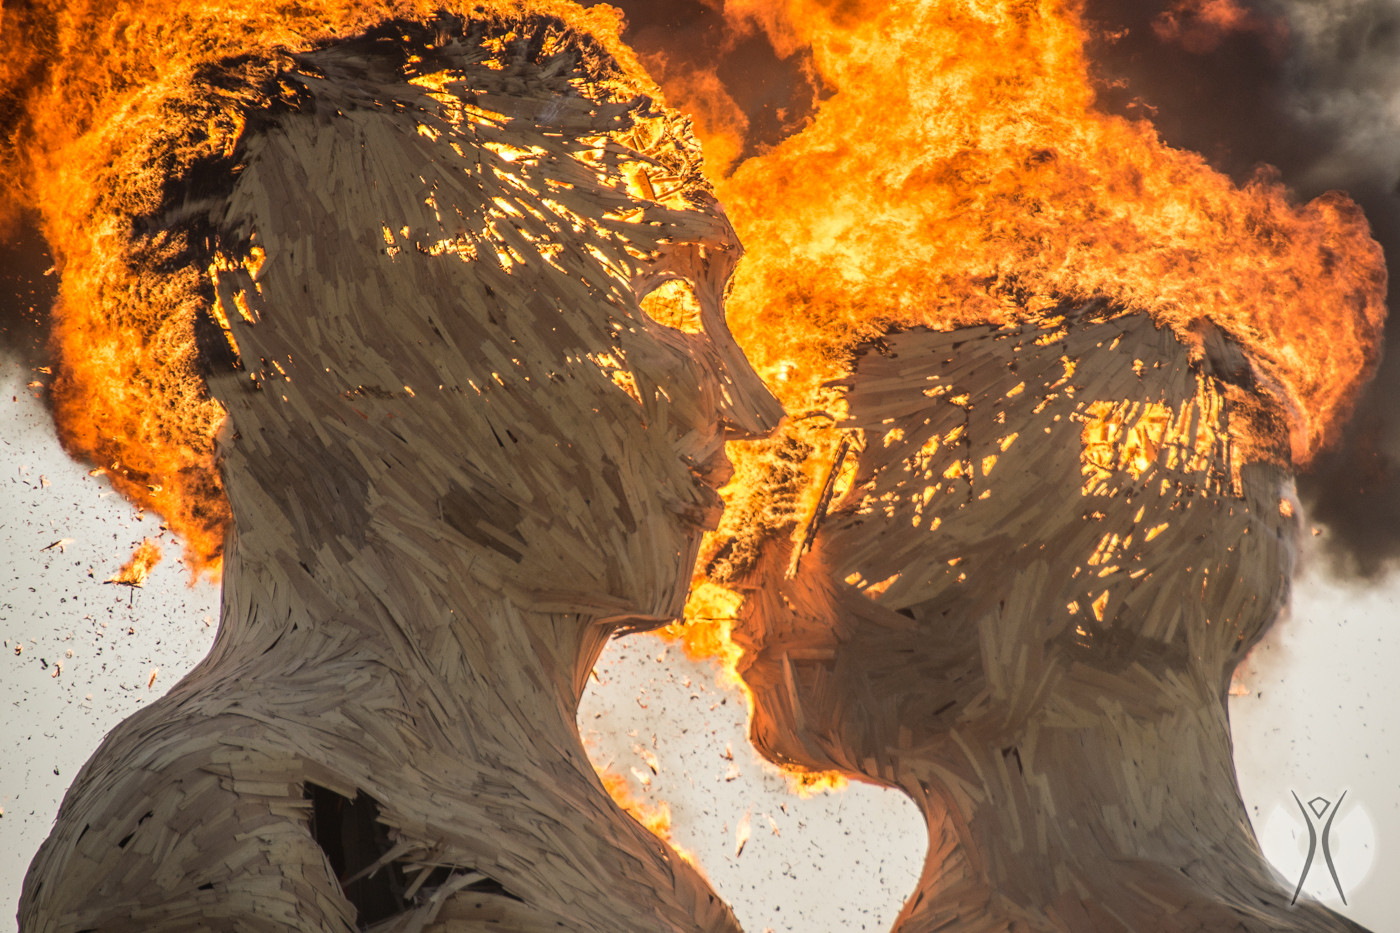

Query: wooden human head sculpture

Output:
[737, 304, 1294, 771]
[200, 20, 780, 638]
[20, 12, 778, 933]
[733, 302, 1366, 931]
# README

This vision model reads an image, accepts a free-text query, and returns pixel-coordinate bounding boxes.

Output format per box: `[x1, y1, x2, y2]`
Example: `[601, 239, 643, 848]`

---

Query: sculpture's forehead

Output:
[822, 311, 1296, 643]
[841, 313, 1219, 508]
[210, 34, 733, 375]
[847, 313, 1198, 427]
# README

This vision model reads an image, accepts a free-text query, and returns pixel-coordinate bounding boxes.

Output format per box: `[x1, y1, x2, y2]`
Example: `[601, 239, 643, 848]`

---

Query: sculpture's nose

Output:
[689, 257, 783, 441]
[713, 345, 784, 440]
[636, 212, 783, 441]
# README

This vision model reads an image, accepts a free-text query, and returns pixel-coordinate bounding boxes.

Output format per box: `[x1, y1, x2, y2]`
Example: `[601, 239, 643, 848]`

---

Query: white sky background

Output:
[1, 350, 1397, 931]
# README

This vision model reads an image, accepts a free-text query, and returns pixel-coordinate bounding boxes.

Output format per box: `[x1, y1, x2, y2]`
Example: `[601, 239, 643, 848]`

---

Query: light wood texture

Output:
[21, 15, 778, 932]
[734, 303, 1371, 932]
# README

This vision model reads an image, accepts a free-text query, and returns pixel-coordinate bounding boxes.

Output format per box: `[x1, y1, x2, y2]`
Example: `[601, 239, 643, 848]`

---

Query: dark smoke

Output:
[1083, 0, 1400, 579]
[0, 216, 57, 390]
[585, 0, 822, 163]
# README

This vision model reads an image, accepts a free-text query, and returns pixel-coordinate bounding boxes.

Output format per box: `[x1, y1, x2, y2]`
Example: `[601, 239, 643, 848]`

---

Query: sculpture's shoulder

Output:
[18, 681, 741, 933]
[19, 691, 351, 933]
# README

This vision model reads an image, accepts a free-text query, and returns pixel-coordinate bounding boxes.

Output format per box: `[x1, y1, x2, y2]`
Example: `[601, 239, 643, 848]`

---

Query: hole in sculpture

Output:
[640, 278, 704, 334]
[305, 782, 408, 926]
[304, 782, 524, 926]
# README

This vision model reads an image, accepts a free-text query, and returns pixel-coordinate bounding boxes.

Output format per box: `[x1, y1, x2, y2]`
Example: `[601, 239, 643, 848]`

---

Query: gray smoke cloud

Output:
[1269, 0, 1400, 196]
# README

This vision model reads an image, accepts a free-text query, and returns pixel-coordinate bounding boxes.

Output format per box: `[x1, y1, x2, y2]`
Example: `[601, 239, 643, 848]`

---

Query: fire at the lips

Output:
[0, 1, 1386, 931]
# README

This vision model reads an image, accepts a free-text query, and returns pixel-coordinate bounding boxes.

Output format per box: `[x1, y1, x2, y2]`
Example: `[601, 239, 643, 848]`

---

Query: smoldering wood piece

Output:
[22, 12, 781, 933]
[734, 301, 1370, 932]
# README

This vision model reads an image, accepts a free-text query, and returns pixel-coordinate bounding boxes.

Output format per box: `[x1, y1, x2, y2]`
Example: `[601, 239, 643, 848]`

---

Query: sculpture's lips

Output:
[673, 447, 733, 530]
[693, 448, 735, 491]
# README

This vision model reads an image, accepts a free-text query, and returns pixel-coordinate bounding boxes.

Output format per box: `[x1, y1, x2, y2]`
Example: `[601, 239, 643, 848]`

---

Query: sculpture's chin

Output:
[739, 660, 838, 775]
[694, 480, 728, 531]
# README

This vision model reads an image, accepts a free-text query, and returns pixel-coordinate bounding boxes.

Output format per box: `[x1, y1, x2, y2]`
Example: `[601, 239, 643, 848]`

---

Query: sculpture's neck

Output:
[206, 517, 610, 760]
[889, 677, 1307, 933]
[188, 518, 746, 931]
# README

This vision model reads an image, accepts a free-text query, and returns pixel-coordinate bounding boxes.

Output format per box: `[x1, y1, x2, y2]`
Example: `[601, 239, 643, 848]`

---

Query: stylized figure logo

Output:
[1290, 789, 1348, 905]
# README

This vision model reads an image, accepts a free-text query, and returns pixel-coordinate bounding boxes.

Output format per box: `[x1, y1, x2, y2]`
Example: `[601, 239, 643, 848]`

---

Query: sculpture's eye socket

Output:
[640, 279, 704, 334]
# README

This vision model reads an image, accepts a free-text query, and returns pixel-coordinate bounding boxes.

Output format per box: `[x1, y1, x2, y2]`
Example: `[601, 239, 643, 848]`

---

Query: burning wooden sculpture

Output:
[6, 0, 1391, 929]
[20, 14, 779, 932]
[732, 303, 1372, 932]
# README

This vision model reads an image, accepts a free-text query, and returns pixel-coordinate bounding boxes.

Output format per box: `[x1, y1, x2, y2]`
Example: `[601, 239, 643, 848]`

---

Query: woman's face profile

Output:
[735, 311, 1298, 777]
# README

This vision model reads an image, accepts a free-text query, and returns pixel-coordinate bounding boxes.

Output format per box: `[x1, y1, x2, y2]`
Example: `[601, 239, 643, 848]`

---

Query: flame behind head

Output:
[665, 0, 1385, 755]
[703, 0, 1385, 461]
[3, 0, 1384, 559]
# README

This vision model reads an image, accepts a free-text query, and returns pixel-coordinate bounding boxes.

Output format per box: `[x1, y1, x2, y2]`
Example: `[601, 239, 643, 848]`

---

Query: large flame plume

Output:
[648, 0, 1387, 698]
[709, 0, 1383, 450]
[0, 0, 1384, 562]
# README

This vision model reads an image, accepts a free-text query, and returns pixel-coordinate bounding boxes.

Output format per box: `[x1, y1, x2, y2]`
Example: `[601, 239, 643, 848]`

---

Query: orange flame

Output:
[594, 766, 700, 865]
[106, 538, 163, 587]
[2, 1, 1383, 557]
[702, 0, 1383, 463]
